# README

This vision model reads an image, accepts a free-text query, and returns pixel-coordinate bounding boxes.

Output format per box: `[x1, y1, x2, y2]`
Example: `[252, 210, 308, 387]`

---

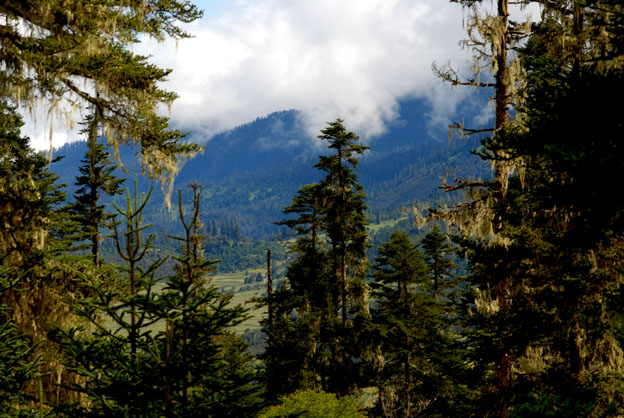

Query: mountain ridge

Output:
[51, 96, 489, 239]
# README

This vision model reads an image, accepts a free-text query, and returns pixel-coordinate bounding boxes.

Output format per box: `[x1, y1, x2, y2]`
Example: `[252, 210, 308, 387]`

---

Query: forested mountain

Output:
[6, 0, 623, 416]
[52, 97, 488, 239]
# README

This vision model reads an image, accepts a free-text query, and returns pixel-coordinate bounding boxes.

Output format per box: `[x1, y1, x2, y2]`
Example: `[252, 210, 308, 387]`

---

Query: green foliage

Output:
[264, 120, 371, 398]
[421, 225, 457, 297]
[369, 231, 457, 417]
[511, 393, 595, 418]
[0, 267, 45, 418]
[67, 110, 125, 264]
[0, 102, 67, 266]
[446, 1, 624, 415]
[258, 389, 366, 418]
[54, 185, 261, 416]
[0, 0, 203, 189]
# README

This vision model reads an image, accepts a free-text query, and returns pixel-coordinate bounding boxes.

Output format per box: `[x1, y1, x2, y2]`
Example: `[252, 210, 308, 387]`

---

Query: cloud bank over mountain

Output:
[22, 0, 540, 150]
[141, 0, 473, 143]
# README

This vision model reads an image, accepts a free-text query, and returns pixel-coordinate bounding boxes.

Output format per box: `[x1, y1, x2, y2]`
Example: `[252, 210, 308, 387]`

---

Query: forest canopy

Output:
[2, 0, 624, 417]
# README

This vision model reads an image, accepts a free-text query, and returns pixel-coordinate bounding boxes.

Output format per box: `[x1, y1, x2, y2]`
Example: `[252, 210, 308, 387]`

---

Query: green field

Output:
[211, 269, 268, 332]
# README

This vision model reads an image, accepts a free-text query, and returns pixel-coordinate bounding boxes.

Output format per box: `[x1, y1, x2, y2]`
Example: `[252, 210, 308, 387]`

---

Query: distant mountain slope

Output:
[52, 97, 489, 239]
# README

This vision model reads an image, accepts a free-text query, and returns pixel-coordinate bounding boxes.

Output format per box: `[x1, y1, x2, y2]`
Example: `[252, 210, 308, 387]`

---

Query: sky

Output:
[22, 0, 540, 151]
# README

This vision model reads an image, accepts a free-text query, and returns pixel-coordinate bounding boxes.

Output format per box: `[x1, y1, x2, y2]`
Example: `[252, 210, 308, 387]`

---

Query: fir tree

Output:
[369, 231, 454, 417]
[265, 120, 371, 397]
[0, 102, 66, 267]
[55, 184, 261, 416]
[0, 266, 44, 417]
[0, 101, 87, 406]
[421, 225, 457, 298]
[68, 109, 125, 265]
[160, 184, 262, 417]
[447, 1, 624, 415]
[265, 184, 328, 397]
[0, 1, 203, 189]
[315, 119, 370, 329]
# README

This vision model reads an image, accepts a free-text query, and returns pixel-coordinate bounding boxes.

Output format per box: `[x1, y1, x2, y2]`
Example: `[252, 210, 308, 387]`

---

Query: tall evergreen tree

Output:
[421, 225, 457, 298]
[0, 101, 89, 406]
[160, 184, 262, 417]
[68, 109, 125, 265]
[265, 120, 371, 397]
[369, 231, 449, 417]
[315, 119, 370, 329]
[446, 1, 624, 415]
[0, 102, 66, 267]
[265, 183, 328, 397]
[434, 0, 534, 397]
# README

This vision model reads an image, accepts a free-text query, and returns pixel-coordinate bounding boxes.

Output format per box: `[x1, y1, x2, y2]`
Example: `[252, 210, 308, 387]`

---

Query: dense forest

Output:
[2, 0, 624, 417]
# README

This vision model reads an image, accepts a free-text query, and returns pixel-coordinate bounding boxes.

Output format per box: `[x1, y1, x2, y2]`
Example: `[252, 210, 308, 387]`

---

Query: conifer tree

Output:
[265, 120, 371, 397]
[0, 102, 66, 267]
[370, 231, 455, 417]
[315, 119, 370, 329]
[446, 1, 624, 415]
[434, 0, 533, 396]
[55, 184, 260, 417]
[0, 101, 88, 406]
[0, 1, 203, 188]
[160, 184, 261, 417]
[265, 183, 329, 397]
[421, 225, 457, 298]
[68, 109, 125, 265]
[0, 266, 44, 417]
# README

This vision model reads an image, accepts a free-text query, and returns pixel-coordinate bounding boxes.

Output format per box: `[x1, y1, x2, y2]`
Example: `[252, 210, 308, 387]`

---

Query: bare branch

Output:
[449, 121, 495, 138]
[432, 62, 495, 87]
[440, 178, 487, 192]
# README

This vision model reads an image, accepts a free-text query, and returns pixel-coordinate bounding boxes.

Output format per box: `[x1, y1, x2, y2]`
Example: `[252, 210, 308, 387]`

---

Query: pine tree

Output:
[68, 109, 125, 265]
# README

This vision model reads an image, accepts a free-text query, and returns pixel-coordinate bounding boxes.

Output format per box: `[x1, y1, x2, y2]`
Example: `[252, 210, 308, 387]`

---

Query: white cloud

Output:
[23, 0, 502, 150]
[136, 0, 477, 144]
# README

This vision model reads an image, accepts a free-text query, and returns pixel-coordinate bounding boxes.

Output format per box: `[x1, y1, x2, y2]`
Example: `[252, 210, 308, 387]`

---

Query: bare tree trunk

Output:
[267, 249, 273, 329]
[341, 251, 347, 328]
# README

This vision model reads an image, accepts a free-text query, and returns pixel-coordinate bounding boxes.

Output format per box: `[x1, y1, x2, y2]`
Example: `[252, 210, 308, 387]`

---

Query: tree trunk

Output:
[267, 249, 273, 329]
